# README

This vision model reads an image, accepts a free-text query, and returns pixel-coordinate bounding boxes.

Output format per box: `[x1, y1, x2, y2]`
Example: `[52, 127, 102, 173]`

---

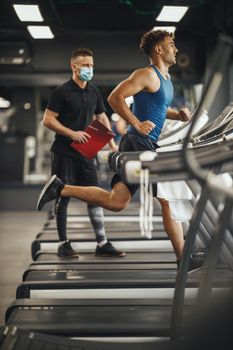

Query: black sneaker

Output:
[58, 240, 79, 258]
[177, 250, 206, 272]
[95, 241, 125, 257]
[37, 175, 64, 211]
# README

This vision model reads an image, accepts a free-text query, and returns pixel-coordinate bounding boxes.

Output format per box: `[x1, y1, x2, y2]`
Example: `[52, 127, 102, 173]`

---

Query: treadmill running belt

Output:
[35, 252, 176, 263]
[6, 304, 193, 337]
[0, 325, 177, 350]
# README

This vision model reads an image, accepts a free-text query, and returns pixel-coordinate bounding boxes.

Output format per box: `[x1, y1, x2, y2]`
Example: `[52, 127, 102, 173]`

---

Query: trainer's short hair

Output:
[71, 48, 93, 62]
[140, 30, 174, 57]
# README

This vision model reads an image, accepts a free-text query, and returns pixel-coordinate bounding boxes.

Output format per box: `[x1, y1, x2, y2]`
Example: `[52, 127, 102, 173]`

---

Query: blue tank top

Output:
[128, 65, 174, 141]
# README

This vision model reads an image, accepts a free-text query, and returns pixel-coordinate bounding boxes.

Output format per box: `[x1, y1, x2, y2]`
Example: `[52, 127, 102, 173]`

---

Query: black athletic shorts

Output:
[111, 132, 159, 197]
[52, 152, 99, 186]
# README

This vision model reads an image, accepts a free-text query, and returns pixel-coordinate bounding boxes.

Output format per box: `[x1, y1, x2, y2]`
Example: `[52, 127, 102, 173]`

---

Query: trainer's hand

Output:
[178, 107, 191, 122]
[135, 120, 156, 135]
[71, 131, 91, 143]
[110, 144, 119, 152]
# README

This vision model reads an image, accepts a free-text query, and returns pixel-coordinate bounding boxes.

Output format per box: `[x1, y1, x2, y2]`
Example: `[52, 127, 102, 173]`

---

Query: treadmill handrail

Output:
[182, 33, 233, 198]
[171, 33, 233, 341]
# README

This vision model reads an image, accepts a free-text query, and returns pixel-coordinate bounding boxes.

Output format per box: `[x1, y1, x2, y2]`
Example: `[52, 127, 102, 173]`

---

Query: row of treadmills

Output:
[1, 103, 233, 349]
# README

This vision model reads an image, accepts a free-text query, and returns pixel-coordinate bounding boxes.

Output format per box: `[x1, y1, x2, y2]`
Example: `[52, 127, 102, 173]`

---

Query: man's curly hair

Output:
[140, 30, 174, 57]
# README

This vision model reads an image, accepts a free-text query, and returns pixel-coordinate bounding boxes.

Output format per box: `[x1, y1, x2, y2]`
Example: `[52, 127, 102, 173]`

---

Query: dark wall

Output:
[0, 31, 204, 87]
[0, 29, 232, 136]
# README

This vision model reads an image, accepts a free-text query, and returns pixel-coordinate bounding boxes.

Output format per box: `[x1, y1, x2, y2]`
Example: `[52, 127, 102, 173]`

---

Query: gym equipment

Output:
[0, 325, 177, 349]
[5, 298, 196, 337]
[22, 262, 178, 281]
[31, 238, 173, 260]
[16, 266, 232, 299]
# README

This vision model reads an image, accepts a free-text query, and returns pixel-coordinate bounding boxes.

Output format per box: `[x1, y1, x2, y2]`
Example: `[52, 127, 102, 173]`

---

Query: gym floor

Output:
[0, 211, 46, 324]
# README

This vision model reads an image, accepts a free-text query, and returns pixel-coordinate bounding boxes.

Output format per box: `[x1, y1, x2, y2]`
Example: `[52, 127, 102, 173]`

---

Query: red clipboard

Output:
[70, 119, 115, 159]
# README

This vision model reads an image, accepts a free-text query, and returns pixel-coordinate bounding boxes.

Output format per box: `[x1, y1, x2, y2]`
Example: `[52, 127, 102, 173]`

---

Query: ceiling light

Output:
[13, 4, 44, 22]
[153, 26, 176, 33]
[156, 6, 188, 22]
[27, 26, 54, 39]
[0, 97, 10, 108]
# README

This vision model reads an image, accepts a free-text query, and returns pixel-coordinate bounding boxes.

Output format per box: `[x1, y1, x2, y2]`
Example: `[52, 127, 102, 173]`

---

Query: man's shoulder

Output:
[52, 80, 71, 93]
[131, 66, 156, 78]
[129, 67, 158, 86]
[60, 79, 73, 89]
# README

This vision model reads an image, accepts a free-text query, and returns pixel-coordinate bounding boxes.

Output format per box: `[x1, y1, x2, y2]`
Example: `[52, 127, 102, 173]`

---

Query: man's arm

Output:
[95, 112, 118, 151]
[43, 108, 91, 143]
[167, 107, 192, 122]
[107, 69, 156, 135]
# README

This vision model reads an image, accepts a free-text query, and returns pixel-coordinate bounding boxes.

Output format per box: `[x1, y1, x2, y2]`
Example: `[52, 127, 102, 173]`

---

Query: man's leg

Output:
[62, 183, 184, 257]
[61, 181, 132, 212]
[157, 198, 184, 260]
[37, 176, 132, 212]
[51, 152, 80, 258]
[55, 197, 79, 257]
[157, 197, 205, 271]
[87, 204, 107, 244]
[51, 152, 71, 244]
[55, 197, 70, 242]
[87, 204, 125, 257]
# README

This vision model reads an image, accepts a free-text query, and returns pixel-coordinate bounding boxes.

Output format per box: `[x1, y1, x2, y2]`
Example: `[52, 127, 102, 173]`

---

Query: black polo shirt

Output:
[47, 78, 106, 157]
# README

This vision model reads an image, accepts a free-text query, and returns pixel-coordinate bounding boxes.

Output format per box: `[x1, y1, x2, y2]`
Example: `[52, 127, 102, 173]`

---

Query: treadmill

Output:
[5, 298, 195, 337]
[16, 265, 232, 299]
[6, 134, 233, 341]
[19, 135, 233, 300]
